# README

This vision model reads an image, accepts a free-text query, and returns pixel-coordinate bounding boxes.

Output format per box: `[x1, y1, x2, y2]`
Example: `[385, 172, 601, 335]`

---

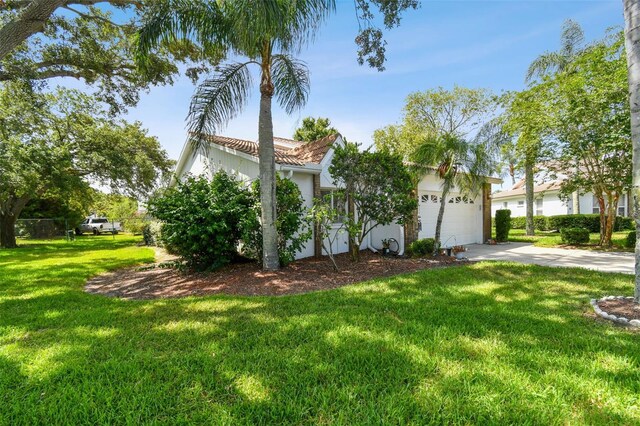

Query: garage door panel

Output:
[418, 191, 481, 245]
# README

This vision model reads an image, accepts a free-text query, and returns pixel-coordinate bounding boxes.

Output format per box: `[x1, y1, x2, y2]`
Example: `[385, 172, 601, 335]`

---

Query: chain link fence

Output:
[15, 216, 150, 240]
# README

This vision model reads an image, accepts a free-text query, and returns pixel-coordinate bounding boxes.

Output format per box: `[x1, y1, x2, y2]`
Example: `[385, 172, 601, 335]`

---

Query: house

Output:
[491, 176, 630, 218]
[173, 133, 500, 259]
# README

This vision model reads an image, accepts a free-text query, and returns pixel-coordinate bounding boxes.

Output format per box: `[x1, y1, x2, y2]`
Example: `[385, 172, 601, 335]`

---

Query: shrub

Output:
[406, 238, 435, 257]
[148, 173, 253, 271]
[560, 227, 590, 245]
[495, 209, 511, 242]
[142, 220, 164, 247]
[242, 175, 312, 266]
[625, 231, 636, 249]
[505, 213, 634, 233]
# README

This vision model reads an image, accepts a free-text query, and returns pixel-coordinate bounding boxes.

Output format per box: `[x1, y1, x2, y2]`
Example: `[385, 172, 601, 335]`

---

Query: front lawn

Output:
[498, 228, 632, 251]
[1, 237, 638, 424]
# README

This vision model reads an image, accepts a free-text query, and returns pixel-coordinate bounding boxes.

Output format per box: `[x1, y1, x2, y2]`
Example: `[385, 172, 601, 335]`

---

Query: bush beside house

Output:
[495, 209, 511, 242]
[560, 227, 590, 245]
[406, 238, 435, 257]
[497, 214, 633, 233]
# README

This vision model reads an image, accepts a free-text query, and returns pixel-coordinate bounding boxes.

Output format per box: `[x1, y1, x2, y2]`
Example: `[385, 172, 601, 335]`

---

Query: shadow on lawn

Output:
[1, 246, 639, 424]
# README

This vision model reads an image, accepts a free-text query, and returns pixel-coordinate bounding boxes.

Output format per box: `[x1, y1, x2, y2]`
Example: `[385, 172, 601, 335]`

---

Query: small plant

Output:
[406, 238, 435, 257]
[452, 245, 466, 254]
[381, 239, 391, 249]
[625, 230, 636, 248]
[495, 209, 511, 242]
[560, 227, 590, 245]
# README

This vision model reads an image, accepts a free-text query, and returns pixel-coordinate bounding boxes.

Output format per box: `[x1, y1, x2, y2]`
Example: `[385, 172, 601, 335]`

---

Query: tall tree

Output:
[500, 87, 551, 236]
[137, 0, 333, 270]
[0, 82, 172, 248]
[622, 0, 640, 302]
[545, 32, 630, 247]
[293, 117, 337, 142]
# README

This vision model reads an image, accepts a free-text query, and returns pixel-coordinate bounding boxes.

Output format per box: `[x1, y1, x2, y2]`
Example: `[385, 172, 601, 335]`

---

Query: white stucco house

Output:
[491, 177, 630, 218]
[173, 133, 500, 259]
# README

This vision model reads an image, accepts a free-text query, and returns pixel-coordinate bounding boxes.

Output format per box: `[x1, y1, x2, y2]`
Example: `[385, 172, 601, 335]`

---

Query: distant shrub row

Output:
[493, 214, 633, 233]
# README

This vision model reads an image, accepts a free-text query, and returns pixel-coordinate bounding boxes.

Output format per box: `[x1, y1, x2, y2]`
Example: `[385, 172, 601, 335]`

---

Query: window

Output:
[535, 198, 543, 216]
[517, 200, 524, 208]
[320, 190, 347, 223]
[592, 195, 627, 216]
[618, 194, 627, 216]
[592, 195, 600, 214]
[502, 201, 508, 209]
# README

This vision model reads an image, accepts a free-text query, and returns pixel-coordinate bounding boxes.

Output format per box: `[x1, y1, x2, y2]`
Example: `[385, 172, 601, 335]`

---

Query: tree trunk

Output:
[603, 199, 617, 248]
[433, 182, 451, 256]
[404, 185, 419, 249]
[598, 196, 607, 246]
[0, 0, 65, 60]
[623, 0, 640, 302]
[572, 191, 580, 214]
[258, 52, 279, 271]
[0, 213, 18, 249]
[524, 158, 535, 236]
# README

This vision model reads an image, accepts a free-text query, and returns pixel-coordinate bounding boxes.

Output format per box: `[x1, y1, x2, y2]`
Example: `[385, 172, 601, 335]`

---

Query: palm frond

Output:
[560, 19, 585, 57]
[525, 51, 565, 82]
[271, 54, 310, 113]
[221, 0, 335, 56]
[187, 61, 255, 152]
[135, 0, 227, 68]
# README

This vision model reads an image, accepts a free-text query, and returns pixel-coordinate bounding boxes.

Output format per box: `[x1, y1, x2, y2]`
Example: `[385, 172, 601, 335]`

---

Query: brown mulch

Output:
[598, 299, 640, 321]
[85, 251, 466, 299]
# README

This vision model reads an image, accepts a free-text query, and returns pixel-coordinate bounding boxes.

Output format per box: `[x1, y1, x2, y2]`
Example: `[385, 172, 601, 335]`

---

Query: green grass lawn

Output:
[497, 228, 632, 251]
[1, 237, 639, 424]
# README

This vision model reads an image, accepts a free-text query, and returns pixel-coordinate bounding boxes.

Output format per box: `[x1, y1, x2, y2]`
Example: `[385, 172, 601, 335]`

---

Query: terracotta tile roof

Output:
[192, 133, 338, 166]
[492, 180, 562, 199]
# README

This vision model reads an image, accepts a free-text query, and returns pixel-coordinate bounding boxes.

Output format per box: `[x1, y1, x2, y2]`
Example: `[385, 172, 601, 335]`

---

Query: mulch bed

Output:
[85, 251, 466, 299]
[597, 299, 640, 322]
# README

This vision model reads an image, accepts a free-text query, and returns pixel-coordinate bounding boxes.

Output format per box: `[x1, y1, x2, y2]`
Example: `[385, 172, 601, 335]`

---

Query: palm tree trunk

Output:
[258, 49, 279, 271]
[623, 0, 640, 302]
[524, 158, 535, 236]
[433, 182, 451, 256]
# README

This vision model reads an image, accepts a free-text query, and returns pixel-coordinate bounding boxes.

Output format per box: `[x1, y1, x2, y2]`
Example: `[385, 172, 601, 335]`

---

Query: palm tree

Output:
[526, 19, 585, 82]
[622, 0, 640, 302]
[136, 0, 334, 270]
[411, 133, 499, 255]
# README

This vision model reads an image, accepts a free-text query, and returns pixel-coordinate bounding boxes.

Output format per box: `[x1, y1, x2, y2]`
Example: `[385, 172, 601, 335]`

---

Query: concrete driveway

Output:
[465, 242, 634, 274]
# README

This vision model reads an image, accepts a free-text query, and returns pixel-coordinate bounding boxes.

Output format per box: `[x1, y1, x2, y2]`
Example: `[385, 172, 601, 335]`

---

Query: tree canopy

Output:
[293, 117, 338, 142]
[0, 82, 173, 247]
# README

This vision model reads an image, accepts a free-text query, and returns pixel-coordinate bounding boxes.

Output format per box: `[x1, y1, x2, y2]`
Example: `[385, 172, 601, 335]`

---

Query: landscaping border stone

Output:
[590, 296, 640, 327]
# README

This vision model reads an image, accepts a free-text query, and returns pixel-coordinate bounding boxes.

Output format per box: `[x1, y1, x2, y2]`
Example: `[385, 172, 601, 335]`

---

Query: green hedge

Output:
[495, 209, 511, 242]
[500, 214, 633, 233]
[560, 227, 590, 245]
[626, 231, 636, 249]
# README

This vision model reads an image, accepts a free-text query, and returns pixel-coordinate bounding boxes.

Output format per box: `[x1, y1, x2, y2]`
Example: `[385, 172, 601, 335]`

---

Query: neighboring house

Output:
[173, 133, 500, 259]
[491, 177, 630, 218]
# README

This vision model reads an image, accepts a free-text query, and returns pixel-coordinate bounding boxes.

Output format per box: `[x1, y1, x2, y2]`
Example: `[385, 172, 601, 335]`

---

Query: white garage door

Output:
[418, 191, 481, 246]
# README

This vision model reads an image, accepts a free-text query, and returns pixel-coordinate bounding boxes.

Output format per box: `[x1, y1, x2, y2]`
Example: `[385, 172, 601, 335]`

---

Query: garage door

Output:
[418, 191, 481, 246]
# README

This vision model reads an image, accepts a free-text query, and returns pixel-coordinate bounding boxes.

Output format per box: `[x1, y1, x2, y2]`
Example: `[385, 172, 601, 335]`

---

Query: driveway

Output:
[465, 242, 634, 274]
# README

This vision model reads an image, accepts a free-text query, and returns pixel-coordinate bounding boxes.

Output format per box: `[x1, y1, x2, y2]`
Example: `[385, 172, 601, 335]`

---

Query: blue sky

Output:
[119, 0, 625, 162]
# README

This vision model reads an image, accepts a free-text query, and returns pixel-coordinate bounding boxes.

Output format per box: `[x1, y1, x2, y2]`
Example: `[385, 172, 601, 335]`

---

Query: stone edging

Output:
[590, 296, 640, 327]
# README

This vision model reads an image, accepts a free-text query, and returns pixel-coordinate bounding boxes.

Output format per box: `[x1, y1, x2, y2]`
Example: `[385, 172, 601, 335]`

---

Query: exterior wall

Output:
[492, 191, 630, 218]
[491, 191, 569, 217]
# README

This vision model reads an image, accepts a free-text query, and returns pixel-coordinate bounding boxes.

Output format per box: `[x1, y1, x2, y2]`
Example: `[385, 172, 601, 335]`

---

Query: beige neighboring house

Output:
[492, 177, 630, 218]
[173, 133, 501, 259]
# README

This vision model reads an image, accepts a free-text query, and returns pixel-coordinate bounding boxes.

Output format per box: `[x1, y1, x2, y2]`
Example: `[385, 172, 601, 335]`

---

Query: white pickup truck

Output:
[76, 217, 122, 235]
